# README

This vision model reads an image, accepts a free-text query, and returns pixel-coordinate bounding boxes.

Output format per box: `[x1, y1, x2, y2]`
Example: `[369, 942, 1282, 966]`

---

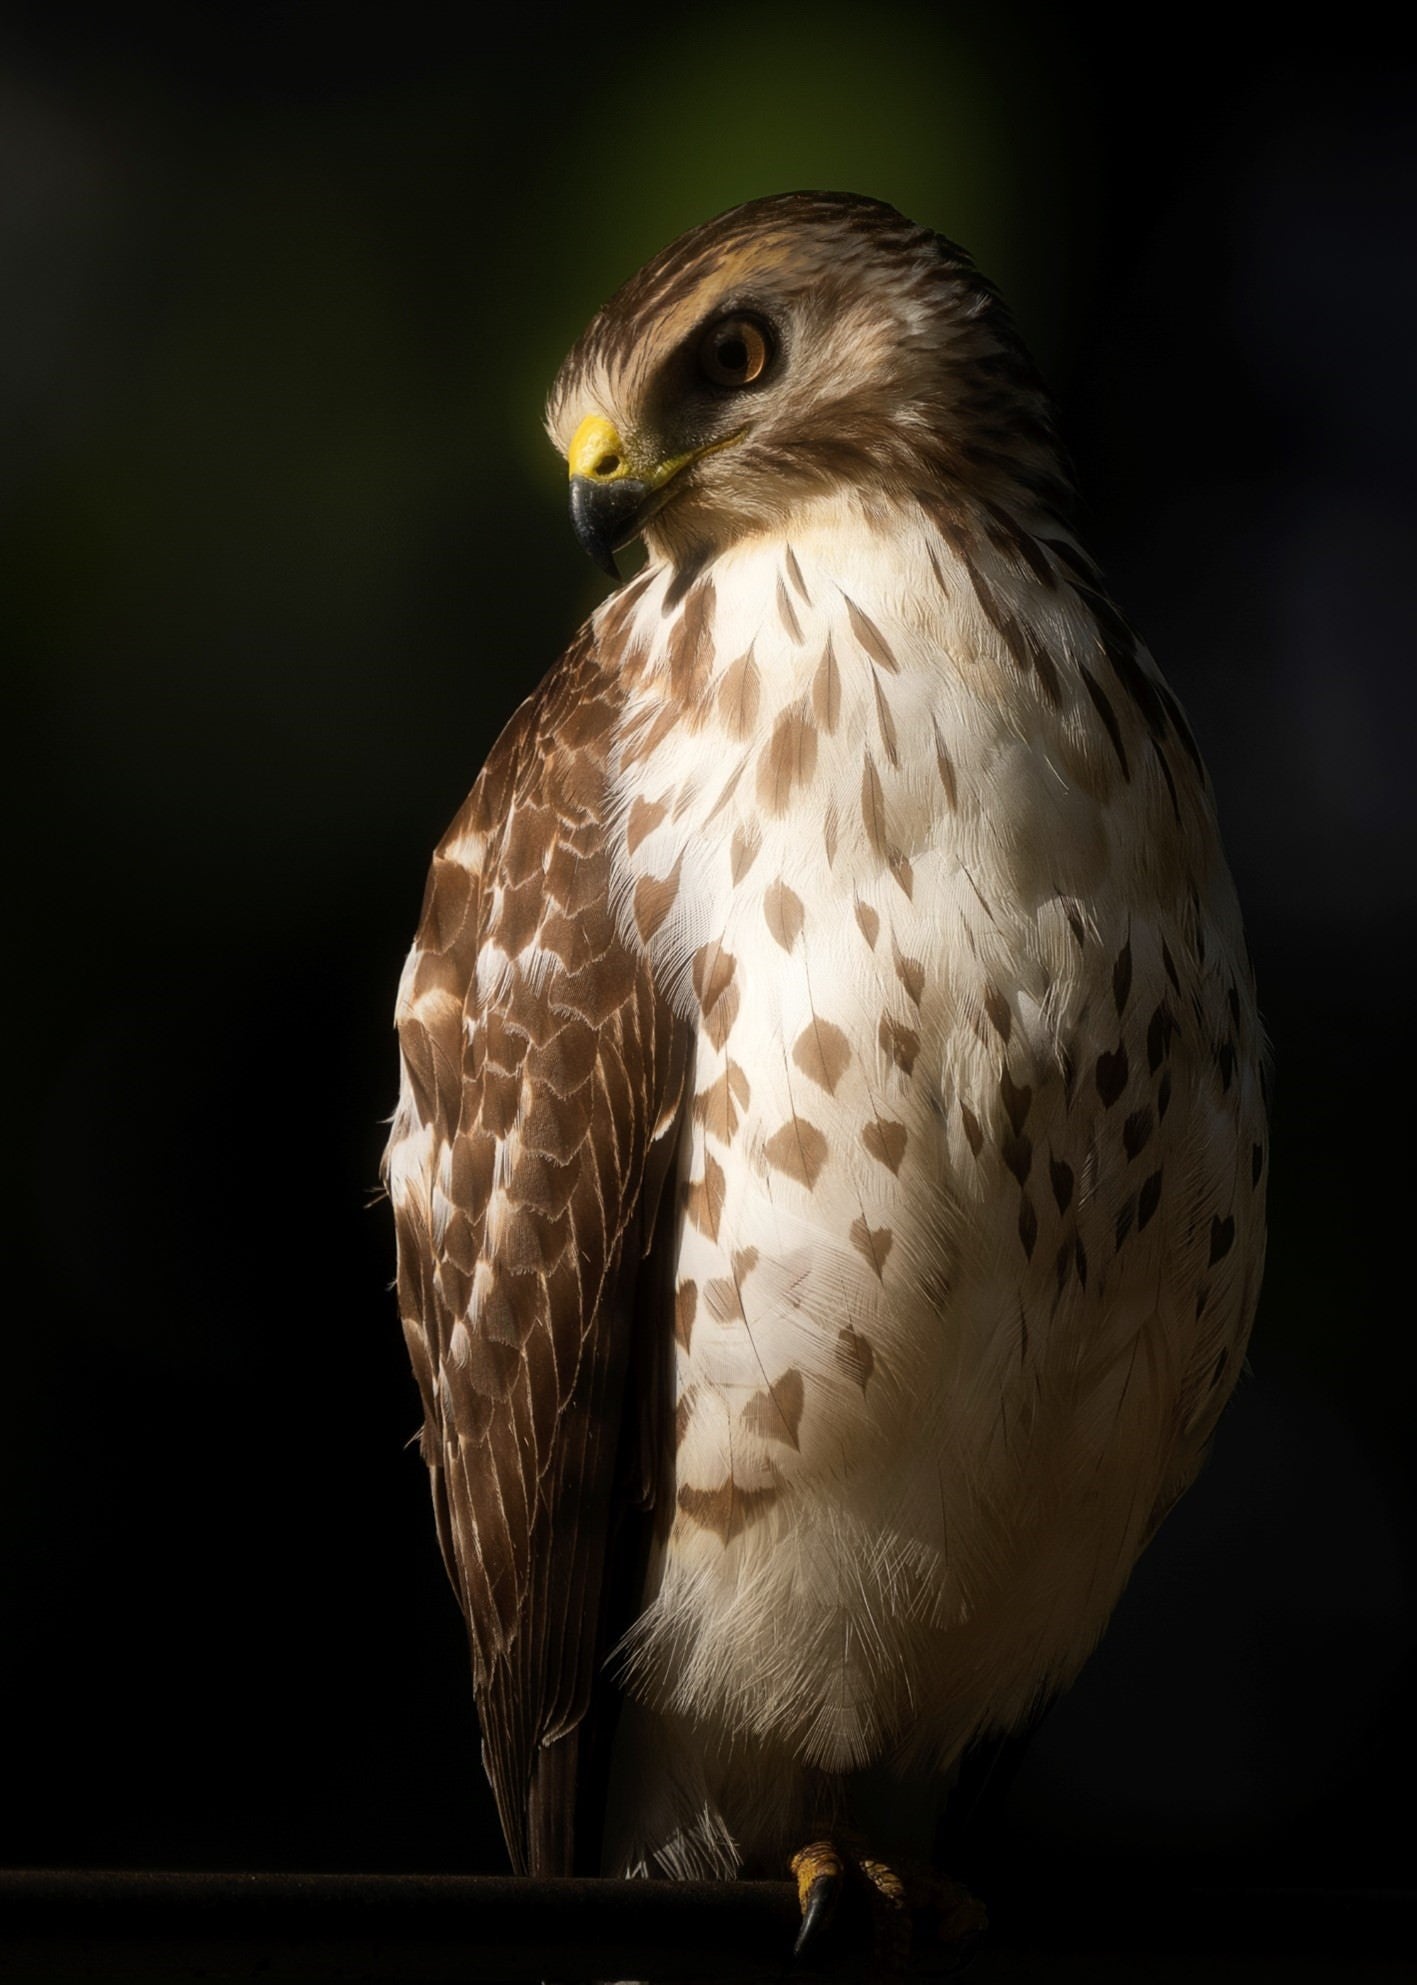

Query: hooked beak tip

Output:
[569, 473, 649, 579]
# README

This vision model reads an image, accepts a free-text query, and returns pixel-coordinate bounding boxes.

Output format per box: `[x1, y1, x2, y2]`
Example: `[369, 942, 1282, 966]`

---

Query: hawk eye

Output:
[698, 314, 773, 388]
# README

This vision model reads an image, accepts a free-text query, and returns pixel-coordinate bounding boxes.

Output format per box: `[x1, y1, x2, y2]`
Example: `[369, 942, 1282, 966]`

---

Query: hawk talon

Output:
[790, 1840, 986, 1976]
[794, 1874, 842, 1959]
[791, 1838, 845, 1957]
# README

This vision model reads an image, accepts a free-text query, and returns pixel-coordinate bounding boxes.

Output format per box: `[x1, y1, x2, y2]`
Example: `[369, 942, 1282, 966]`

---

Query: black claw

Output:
[794, 1871, 841, 1959]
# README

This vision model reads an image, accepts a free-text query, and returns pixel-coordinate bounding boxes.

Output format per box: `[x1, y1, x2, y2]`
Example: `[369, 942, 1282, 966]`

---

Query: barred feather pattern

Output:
[385, 630, 690, 1872]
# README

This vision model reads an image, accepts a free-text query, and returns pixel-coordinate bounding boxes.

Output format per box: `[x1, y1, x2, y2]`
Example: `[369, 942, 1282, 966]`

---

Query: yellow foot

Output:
[790, 1838, 986, 1976]
[791, 1839, 847, 1956]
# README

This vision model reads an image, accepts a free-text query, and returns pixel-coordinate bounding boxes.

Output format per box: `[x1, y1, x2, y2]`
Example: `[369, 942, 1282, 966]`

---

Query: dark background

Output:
[4, 0, 1412, 1900]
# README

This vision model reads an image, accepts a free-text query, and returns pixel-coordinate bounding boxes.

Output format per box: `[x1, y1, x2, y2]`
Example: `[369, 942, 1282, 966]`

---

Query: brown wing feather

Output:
[386, 626, 690, 1873]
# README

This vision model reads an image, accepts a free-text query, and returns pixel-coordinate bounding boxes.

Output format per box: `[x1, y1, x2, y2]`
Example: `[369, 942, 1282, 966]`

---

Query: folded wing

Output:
[385, 627, 690, 1872]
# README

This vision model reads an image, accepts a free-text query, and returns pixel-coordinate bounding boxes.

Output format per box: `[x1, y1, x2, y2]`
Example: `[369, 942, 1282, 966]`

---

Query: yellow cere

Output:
[568, 413, 749, 489]
[567, 414, 630, 482]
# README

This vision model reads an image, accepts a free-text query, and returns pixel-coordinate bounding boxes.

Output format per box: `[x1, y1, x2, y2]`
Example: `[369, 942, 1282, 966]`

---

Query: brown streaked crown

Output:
[547, 191, 1071, 563]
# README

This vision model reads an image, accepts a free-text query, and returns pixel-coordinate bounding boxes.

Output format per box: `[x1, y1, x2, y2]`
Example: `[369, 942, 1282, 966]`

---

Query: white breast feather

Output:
[587, 494, 1262, 1841]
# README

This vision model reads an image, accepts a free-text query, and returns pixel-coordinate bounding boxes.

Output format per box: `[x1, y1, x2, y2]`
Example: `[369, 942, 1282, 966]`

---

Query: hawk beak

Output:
[565, 412, 746, 577]
[569, 470, 651, 578]
[566, 413, 656, 578]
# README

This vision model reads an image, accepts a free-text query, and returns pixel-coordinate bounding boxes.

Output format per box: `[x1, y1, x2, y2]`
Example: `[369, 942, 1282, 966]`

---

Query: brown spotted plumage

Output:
[386, 631, 691, 1872]
[386, 192, 1266, 1900]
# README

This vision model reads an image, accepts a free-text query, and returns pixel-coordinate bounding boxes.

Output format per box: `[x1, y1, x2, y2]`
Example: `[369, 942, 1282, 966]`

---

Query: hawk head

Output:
[546, 191, 1066, 575]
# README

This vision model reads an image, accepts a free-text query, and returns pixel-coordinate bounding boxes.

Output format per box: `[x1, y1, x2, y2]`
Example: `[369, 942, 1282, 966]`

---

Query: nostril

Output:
[594, 453, 621, 478]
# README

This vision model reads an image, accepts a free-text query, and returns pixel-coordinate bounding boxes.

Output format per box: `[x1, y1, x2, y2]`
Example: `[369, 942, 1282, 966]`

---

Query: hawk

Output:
[385, 192, 1266, 1940]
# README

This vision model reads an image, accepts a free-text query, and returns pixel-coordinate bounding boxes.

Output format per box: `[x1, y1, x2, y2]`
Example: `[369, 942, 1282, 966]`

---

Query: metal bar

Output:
[0, 1870, 1410, 1983]
[5, 1871, 800, 1984]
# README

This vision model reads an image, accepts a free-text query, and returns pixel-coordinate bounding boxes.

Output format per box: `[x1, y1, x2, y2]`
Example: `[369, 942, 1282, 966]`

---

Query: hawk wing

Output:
[385, 625, 691, 1874]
